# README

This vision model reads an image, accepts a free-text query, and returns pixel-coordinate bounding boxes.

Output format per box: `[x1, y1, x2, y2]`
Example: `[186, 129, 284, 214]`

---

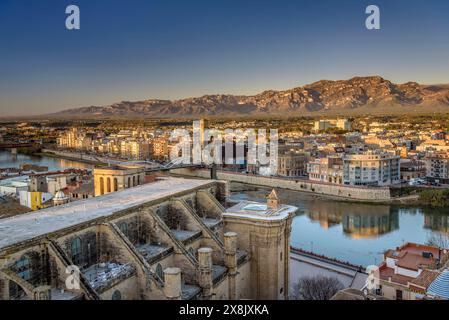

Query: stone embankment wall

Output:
[170, 168, 392, 201]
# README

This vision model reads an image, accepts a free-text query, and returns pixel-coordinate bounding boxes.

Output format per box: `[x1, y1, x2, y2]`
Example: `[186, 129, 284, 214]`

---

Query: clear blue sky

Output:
[1, 0, 449, 116]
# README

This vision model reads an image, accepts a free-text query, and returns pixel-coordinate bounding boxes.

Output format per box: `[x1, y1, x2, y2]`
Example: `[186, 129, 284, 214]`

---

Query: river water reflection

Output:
[230, 184, 449, 267]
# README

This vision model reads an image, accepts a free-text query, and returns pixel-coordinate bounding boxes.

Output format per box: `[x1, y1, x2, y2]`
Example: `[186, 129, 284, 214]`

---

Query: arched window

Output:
[118, 222, 129, 238]
[137, 175, 140, 185]
[113, 178, 118, 192]
[156, 263, 164, 281]
[16, 255, 31, 281]
[111, 290, 122, 300]
[127, 177, 131, 188]
[71, 237, 82, 266]
[132, 176, 136, 187]
[99, 177, 104, 195]
[107, 177, 111, 193]
[9, 281, 23, 300]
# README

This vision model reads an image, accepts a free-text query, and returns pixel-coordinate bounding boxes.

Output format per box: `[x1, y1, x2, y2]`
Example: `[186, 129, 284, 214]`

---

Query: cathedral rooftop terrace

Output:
[0, 177, 215, 250]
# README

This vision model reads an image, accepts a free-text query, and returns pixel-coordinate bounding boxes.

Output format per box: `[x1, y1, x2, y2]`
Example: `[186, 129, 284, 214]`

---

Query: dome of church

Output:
[54, 190, 69, 202]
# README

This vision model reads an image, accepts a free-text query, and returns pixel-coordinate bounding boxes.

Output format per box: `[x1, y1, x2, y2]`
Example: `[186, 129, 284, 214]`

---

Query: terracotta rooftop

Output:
[384, 243, 442, 271]
[396, 252, 435, 271]
[410, 270, 440, 290]
[379, 264, 414, 286]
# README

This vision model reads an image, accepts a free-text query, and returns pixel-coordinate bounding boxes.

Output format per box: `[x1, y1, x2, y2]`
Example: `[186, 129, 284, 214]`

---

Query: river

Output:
[230, 184, 449, 267]
[0, 150, 92, 171]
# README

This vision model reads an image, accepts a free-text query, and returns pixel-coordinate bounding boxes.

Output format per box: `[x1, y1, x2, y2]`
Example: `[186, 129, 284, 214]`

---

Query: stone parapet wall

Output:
[171, 169, 391, 201]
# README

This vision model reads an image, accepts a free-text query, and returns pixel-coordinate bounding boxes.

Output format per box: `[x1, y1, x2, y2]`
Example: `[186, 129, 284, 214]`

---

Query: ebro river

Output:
[0, 150, 92, 171]
[230, 184, 449, 267]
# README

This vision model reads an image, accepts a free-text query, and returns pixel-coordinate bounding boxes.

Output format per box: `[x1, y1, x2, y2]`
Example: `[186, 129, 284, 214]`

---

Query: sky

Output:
[0, 0, 449, 116]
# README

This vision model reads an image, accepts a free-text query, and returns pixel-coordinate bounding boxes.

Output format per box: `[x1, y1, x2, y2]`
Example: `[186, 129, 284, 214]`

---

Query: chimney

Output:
[198, 247, 213, 299]
[224, 232, 238, 300]
[163, 267, 182, 300]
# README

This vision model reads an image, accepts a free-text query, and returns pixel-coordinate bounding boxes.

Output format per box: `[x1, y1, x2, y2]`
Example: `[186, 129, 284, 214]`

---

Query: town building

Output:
[313, 119, 352, 132]
[57, 128, 92, 151]
[400, 161, 426, 182]
[0, 178, 297, 300]
[151, 137, 169, 160]
[343, 152, 400, 186]
[372, 243, 449, 300]
[0, 176, 29, 198]
[425, 153, 449, 184]
[19, 190, 53, 211]
[93, 165, 146, 197]
[307, 157, 343, 184]
[120, 139, 150, 160]
[277, 153, 308, 177]
[67, 181, 94, 200]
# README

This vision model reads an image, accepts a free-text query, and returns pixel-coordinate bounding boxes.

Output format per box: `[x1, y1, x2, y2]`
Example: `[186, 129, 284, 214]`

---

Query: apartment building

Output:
[151, 137, 169, 160]
[307, 157, 344, 184]
[57, 128, 92, 151]
[313, 119, 352, 132]
[343, 153, 400, 186]
[400, 161, 426, 182]
[277, 153, 308, 177]
[425, 153, 449, 184]
[120, 139, 150, 160]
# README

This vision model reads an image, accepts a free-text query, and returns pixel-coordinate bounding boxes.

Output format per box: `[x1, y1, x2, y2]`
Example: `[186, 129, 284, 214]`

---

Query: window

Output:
[396, 289, 403, 300]
[112, 290, 122, 300]
[156, 263, 164, 281]
[127, 177, 131, 188]
[137, 175, 140, 185]
[132, 176, 136, 187]
[16, 255, 31, 281]
[71, 237, 83, 266]
[280, 252, 283, 261]
[107, 177, 111, 193]
[114, 178, 118, 192]
[99, 177, 104, 195]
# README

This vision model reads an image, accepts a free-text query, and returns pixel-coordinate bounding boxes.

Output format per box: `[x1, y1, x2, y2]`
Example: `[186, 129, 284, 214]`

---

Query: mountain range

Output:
[43, 76, 449, 119]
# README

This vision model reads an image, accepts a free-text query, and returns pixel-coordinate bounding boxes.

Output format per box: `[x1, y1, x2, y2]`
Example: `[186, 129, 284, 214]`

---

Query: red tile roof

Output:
[379, 264, 414, 286]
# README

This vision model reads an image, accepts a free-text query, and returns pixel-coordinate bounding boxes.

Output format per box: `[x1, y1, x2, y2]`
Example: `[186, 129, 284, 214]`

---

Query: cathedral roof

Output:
[0, 178, 213, 250]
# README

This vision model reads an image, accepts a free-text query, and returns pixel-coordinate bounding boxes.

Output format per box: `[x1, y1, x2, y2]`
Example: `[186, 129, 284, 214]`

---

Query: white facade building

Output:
[343, 153, 400, 186]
